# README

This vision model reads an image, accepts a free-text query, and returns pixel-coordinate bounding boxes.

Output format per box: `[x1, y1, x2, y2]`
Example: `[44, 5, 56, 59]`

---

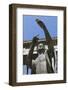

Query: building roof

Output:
[23, 37, 57, 48]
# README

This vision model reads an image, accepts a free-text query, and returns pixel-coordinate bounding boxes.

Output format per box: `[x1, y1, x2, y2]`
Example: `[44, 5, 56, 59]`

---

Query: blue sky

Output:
[23, 15, 57, 41]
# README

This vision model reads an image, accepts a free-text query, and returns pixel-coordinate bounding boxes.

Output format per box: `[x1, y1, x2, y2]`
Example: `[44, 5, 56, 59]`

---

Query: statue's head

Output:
[37, 43, 45, 54]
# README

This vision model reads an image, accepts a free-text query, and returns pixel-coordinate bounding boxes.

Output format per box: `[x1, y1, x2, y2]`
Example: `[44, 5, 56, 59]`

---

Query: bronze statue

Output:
[26, 19, 56, 74]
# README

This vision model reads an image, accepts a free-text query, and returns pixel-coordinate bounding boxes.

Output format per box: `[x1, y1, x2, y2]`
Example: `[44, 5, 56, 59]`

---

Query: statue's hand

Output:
[32, 36, 39, 45]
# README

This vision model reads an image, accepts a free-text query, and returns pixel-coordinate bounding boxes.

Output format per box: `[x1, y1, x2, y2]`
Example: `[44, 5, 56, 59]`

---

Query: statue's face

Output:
[37, 43, 45, 50]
